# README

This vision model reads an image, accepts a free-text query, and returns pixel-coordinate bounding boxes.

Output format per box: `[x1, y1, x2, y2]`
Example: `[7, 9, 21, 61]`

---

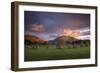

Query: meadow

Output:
[24, 45, 90, 61]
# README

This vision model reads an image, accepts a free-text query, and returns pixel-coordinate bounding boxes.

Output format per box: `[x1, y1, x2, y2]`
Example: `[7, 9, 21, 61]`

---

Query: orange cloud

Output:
[31, 24, 45, 33]
[63, 29, 80, 37]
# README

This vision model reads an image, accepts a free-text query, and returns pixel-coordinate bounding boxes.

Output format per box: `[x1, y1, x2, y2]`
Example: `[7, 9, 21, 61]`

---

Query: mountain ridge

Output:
[25, 35, 47, 43]
[25, 35, 90, 45]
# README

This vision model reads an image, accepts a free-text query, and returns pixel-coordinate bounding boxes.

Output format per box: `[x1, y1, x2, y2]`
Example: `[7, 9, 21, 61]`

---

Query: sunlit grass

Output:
[24, 45, 90, 61]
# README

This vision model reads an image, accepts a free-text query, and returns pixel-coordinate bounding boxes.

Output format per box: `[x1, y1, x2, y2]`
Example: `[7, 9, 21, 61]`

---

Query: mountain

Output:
[49, 35, 90, 45]
[25, 35, 90, 45]
[55, 36, 76, 41]
[25, 35, 47, 44]
[49, 36, 77, 45]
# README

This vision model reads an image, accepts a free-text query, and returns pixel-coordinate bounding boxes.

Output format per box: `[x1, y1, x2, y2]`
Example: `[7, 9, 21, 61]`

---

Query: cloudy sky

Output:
[24, 11, 90, 40]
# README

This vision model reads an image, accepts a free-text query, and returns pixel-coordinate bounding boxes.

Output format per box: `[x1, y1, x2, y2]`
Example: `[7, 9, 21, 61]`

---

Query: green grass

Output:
[24, 45, 90, 61]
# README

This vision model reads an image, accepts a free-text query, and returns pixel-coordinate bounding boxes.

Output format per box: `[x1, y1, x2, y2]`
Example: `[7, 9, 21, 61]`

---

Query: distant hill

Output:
[25, 35, 47, 44]
[48, 35, 90, 45]
[25, 35, 90, 45]
[49, 36, 77, 45]
[55, 36, 76, 41]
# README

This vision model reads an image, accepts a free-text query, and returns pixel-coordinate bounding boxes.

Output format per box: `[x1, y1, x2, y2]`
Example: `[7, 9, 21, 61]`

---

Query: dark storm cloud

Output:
[81, 31, 90, 36]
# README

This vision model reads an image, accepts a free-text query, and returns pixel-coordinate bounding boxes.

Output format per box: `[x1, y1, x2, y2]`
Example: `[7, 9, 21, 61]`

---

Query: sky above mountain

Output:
[24, 11, 90, 40]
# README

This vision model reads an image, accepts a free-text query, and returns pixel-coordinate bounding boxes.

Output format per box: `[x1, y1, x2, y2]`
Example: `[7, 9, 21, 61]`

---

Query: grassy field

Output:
[24, 45, 90, 61]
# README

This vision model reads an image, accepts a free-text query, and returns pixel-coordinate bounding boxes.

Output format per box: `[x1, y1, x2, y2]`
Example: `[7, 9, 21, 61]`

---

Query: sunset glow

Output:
[63, 29, 80, 38]
[31, 24, 44, 33]
[24, 11, 90, 40]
